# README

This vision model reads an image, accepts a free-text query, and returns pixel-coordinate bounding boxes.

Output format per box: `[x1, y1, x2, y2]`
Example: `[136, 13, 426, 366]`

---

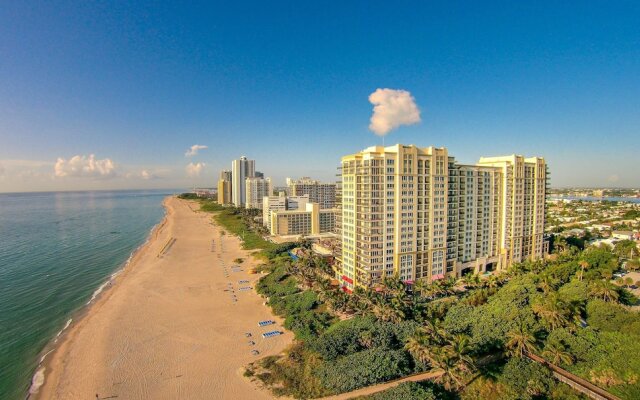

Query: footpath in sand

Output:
[34, 197, 292, 400]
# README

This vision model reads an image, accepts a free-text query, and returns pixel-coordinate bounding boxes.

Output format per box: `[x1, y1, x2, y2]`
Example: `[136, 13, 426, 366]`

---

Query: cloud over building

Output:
[368, 88, 421, 136]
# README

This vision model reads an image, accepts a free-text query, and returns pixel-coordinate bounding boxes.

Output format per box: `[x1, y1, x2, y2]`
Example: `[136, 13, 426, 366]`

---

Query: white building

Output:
[245, 177, 272, 209]
[262, 193, 309, 229]
[232, 156, 255, 207]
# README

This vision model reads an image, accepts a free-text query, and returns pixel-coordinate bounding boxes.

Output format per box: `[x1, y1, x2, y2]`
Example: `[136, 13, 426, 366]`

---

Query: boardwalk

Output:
[527, 353, 621, 400]
[319, 370, 443, 400]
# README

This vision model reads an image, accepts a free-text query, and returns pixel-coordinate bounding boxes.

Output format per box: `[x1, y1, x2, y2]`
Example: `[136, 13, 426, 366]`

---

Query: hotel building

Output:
[270, 203, 338, 236]
[245, 177, 272, 209]
[287, 177, 337, 209]
[262, 193, 310, 230]
[338, 144, 547, 290]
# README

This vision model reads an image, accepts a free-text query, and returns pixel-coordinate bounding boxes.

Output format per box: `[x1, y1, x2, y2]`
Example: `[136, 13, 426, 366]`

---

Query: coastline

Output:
[27, 197, 171, 398]
[30, 196, 292, 399]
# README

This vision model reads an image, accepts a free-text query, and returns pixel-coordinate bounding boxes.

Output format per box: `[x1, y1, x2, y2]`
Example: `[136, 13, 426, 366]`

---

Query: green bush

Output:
[586, 299, 640, 335]
[316, 348, 412, 393]
[361, 381, 437, 400]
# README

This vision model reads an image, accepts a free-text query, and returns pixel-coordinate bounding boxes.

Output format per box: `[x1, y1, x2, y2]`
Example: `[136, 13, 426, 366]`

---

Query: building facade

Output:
[232, 156, 255, 207]
[287, 177, 337, 209]
[217, 169, 233, 204]
[245, 177, 272, 209]
[217, 179, 232, 204]
[262, 193, 310, 229]
[270, 203, 337, 236]
[338, 144, 547, 290]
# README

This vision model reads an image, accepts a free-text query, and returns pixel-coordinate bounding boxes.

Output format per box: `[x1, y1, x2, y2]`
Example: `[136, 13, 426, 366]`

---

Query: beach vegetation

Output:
[205, 195, 640, 399]
[177, 192, 199, 199]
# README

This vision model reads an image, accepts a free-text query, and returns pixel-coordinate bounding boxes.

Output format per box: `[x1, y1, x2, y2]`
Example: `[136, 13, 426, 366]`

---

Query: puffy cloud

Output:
[368, 88, 421, 136]
[185, 144, 208, 157]
[54, 154, 116, 178]
[186, 162, 205, 177]
[140, 170, 156, 180]
[608, 174, 620, 183]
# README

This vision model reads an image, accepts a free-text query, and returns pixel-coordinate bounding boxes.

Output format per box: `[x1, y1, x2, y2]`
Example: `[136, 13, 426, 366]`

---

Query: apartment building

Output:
[287, 177, 337, 209]
[232, 156, 255, 207]
[245, 177, 272, 209]
[217, 179, 232, 204]
[270, 202, 337, 236]
[338, 144, 546, 290]
[477, 155, 547, 263]
[262, 193, 309, 229]
[217, 169, 233, 204]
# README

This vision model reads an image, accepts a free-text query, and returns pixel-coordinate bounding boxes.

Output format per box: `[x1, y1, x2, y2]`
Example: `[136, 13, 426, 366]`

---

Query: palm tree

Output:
[431, 349, 468, 390]
[505, 326, 537, 358]
[405, 330, 432, 364]
[577, 260, 589, 281]
[542, 343, 574, 366]
[445, 334, 475, 372]
[532, 296, 569, 330]
[554, 236, 568, 254]
[588, 280, 619, 303]
[537, 275, 557, 294]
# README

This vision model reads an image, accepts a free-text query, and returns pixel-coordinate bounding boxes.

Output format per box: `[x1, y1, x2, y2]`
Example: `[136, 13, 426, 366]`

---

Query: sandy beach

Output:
[32, 196, 292, 400]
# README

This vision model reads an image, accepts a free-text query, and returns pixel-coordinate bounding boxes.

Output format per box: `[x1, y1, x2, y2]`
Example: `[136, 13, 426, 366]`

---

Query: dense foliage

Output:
[192, 196, 640, 399]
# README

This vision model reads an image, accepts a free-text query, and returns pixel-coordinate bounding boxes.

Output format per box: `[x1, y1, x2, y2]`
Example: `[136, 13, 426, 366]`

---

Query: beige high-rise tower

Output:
[337, 144, 546, 291]
[217, 170, 233, 204]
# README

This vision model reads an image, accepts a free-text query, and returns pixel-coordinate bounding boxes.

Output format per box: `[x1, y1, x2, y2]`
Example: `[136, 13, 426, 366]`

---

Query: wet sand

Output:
[32, 196, 291, 399]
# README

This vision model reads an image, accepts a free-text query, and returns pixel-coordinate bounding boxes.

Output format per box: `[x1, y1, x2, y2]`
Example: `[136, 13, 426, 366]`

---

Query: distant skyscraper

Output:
[231, 156, 255, 207]
[245, 177, 272, 209]
[254, 171, 264, 178]
[217, 169, 233, 204]
[219, 170, 232, 181]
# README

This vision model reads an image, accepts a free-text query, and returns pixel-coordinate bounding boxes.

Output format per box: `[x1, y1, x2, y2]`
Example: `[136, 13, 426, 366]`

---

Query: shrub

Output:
[361, 381, 437, 400]
[316, 348, 412, 393]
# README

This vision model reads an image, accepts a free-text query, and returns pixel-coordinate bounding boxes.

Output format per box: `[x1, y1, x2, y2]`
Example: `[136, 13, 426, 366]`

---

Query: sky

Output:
[1, 1, 639, 192]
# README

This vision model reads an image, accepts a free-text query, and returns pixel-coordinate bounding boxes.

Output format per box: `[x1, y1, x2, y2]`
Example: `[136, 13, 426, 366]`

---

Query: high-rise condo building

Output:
[232, 156, 255, 207]
[220, 170, 232, 181]
[287, 177, 337, 209]
[217, 170, 233, 204]
[245, 177, 272, 209]
[338, 144, 547, 290]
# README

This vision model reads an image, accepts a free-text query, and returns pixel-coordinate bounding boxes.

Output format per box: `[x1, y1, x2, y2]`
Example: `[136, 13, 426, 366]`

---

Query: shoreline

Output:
[31, 196, 292, 399]
[27, 197, 171, 398]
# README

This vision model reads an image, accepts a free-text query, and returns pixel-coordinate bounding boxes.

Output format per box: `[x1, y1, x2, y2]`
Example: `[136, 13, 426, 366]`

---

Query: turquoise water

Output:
[0, 190, 173, 399]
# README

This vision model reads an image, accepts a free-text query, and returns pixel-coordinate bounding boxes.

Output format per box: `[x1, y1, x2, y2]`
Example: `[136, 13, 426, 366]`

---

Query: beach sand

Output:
[32, 196, 291, 400]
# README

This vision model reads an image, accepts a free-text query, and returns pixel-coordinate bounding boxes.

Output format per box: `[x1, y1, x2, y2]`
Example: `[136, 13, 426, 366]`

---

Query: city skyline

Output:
[2, 2, 640, 193]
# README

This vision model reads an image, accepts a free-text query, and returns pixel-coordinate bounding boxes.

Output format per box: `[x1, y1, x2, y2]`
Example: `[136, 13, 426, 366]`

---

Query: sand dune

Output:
[33, 196, 291, 400]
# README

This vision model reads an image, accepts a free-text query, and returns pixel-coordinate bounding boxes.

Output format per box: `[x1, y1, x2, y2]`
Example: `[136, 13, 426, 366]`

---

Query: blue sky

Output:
[1, 1, 638, 192]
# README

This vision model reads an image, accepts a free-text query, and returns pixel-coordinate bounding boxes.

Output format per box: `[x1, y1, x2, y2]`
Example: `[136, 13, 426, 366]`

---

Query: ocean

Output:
[0, 190, 174, 399]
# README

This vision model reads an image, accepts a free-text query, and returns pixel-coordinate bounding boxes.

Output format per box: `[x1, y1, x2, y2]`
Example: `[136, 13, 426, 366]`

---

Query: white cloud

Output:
[54, 154, 116, 178]
[186, 162, 205, 177]
[608, 174, 620, 183]
[185, 144, 208, 157]
[139, 169, 163, 180]
[368, 88, 421, 136]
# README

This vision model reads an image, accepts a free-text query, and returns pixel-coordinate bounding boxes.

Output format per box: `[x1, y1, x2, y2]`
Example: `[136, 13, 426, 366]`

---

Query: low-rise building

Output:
[270, 203, 338, 236]
[262, 193, 309, 229]
[613, 231, 635, 241]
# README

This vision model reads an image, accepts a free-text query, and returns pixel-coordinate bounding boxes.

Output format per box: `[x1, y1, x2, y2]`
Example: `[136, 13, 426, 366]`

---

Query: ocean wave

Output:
[53, 319, 72, 343]
[28, 367, 45, 395]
